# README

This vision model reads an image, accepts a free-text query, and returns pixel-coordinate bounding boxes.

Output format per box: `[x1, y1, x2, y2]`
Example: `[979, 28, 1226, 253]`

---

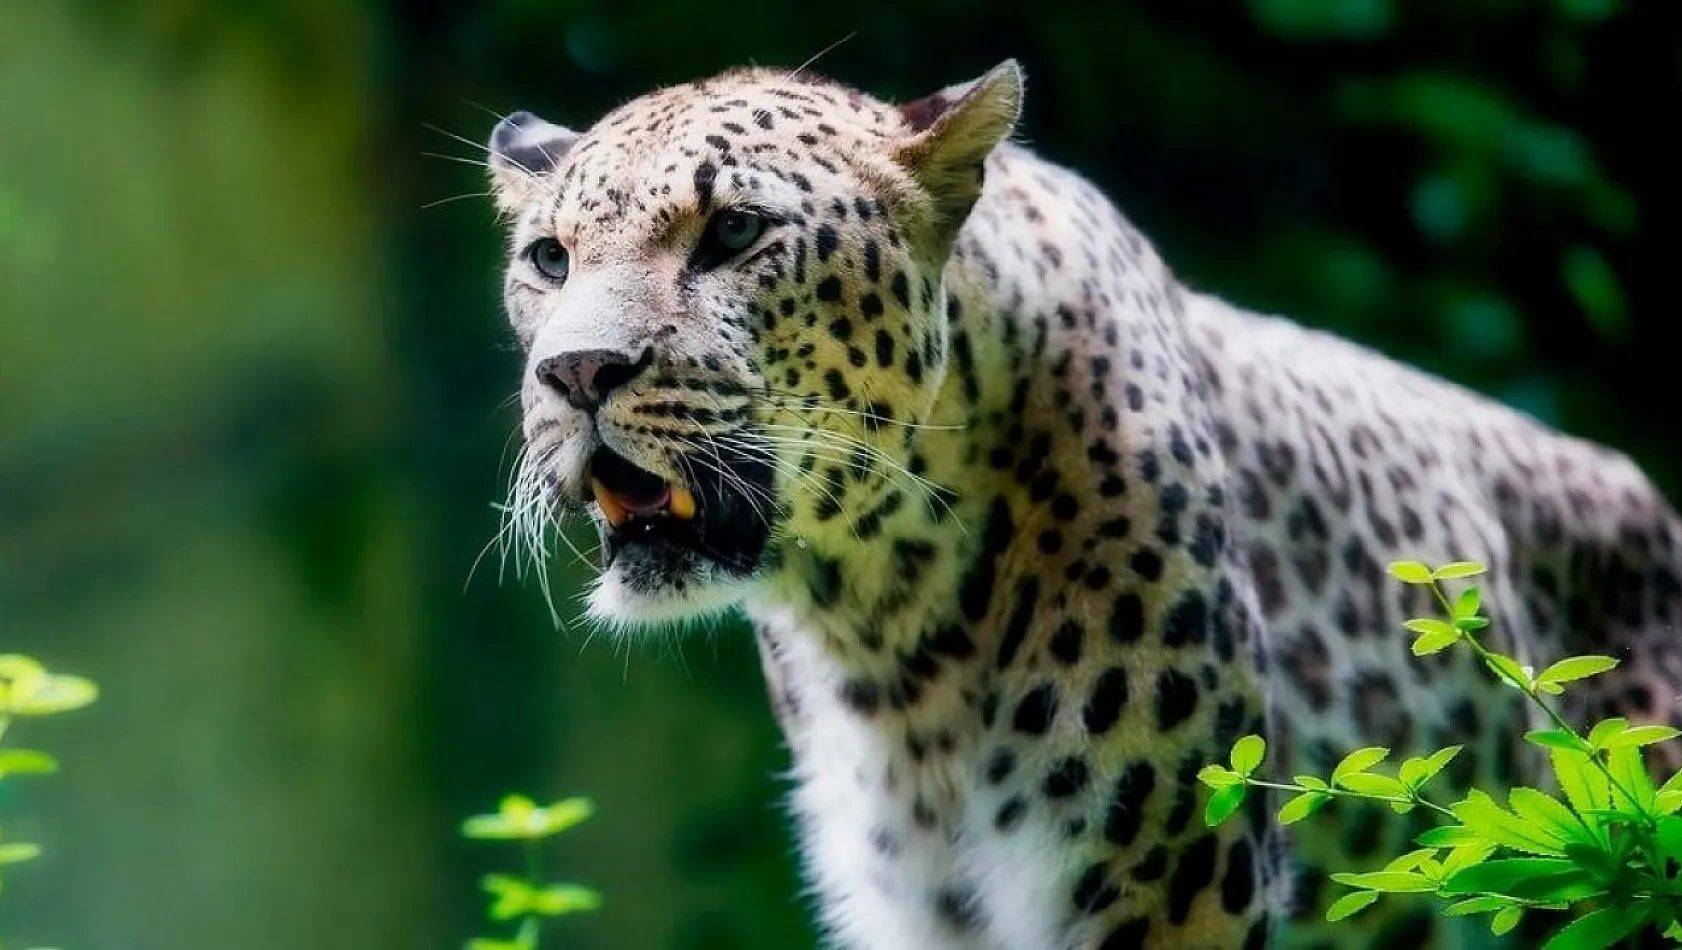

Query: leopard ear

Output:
[487, 110, 579, 213]
[892, 61, 1023, 241]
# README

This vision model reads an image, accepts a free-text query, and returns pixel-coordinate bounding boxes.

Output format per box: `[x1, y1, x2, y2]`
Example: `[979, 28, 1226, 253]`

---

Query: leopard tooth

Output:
[590, 478, 629, 528]
[669, 483, 697, 520]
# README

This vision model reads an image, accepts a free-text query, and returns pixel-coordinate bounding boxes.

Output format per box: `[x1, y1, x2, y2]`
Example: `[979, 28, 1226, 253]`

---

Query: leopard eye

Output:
[526, 238, 570, 282]
[708, 210, 764, 254]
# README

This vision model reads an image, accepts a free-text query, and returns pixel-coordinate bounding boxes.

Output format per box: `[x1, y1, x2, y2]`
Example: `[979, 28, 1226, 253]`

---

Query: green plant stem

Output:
[0, 714, 11, 747]
[515, 916, 540, 950]
[523, 838, 543, 950]
[1427, 581, 1653, 828]
[1243, 778, 1458, 819]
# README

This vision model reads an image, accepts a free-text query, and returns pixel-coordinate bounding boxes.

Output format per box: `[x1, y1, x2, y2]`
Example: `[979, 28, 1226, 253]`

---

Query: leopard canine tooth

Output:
[590, 478, 629, 528]
[669, 483, 697, 520]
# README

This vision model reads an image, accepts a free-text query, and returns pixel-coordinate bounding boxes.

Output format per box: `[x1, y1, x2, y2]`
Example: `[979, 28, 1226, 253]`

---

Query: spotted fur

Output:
[486, 61, 1682, 949]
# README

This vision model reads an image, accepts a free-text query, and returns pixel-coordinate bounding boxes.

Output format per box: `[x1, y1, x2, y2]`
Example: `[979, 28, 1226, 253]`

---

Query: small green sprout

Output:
[0, 653, 99, 938]
[463, 795, 594, 841]
[461, 795, 601, 949]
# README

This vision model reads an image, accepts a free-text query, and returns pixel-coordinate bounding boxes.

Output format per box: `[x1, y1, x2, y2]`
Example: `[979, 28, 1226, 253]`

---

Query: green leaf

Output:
[482, 874, 536, 921]
[1526, 729, 1589, 753]
[1197, 765, 1243, 789]
[529, 884, 603, 917]
[1654, 789, 1682, 816]
[1329, 870, 1436, 893]
[1452, 587, 1481, 620]
[1484, 654, 1532, 690]
[1402, 618, 1456, 638]
[1441, 839, 1499, 877]
[1332, 747, 1389, 786]
[1535, 655, 1618, 688]
[0, 749, 58, 779]
[1439, 854, 1594, 901]
[1397, 757, 1428, 789]
[1551, 748, 1611, 814]
[1411, 628, 1461, 656]
[1562, 842, 1618, 880]
[1414, 746, 1462, 786]
[1337, 772, 1408, 797]
[1452, 790, 1566, 856]
[0, 655, 45, 682]
[1387, 561, 1434, 584]
[1576, 807, 1633, 825]
[1491, 907, 1523, 937]
[1433, 561, 1487, 580]
[1540, 904, 1643, 950]
[1444, 895, 1513, 916]
[1204, 784, 1247, 827]
[463, 795, 595, 841]
[537, 797, 594, 835]
[0, 843, 40, 865]
[1278, 792, 1330, 825]
[1415, 824, 1482, 848]
[1440, 858, 1586, 899]
[1325, 890, 1380, 922]
[1455, 615, 1492, 632]
[1507, 788, 1586, 842]
[1606, 744, 1656, 812]
[1603, 725, 1680, 749]
[1294, 775, 1331, 791]
[1383, 849, 1437, 874]
[1587, 718, 1630, 751]
[0, 670, 98, 717]
[1230, 735, 1266, 776]
[478, 877, 601, 922]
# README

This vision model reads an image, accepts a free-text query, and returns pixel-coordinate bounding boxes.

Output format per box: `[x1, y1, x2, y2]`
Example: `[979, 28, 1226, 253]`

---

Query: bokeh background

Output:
[2, 0, 1678, 947]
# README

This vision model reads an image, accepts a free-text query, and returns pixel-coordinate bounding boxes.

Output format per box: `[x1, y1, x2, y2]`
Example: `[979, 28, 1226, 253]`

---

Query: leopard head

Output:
[488, 62, 1021, 629]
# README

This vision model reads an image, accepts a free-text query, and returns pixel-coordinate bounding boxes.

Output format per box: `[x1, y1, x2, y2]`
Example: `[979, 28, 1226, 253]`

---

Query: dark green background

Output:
[2, 0, 1676, 947]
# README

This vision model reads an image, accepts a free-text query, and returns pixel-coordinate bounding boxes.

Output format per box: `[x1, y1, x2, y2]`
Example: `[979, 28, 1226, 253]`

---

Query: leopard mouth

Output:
[589, 447, 698, 532]
[587, 444, 771, 579]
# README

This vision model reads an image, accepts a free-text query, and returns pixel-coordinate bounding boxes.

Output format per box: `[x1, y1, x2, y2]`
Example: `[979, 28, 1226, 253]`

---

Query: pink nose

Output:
[534, 347, 651, 412]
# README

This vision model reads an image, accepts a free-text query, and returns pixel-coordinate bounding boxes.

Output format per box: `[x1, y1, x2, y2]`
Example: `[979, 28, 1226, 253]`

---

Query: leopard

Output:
[482, 59, 1682, 949]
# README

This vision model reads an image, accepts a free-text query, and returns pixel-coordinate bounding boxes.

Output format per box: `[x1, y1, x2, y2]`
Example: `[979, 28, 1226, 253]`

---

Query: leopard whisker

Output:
[755, 424, 946, 495]
[751, 428, 966, 532]
[676, 430, 780, 529]
[752, 389, 968, 431]
[709, 434, 851, 531]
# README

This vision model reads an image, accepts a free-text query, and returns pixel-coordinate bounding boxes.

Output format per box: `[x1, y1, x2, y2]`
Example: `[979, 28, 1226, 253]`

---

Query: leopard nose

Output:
[534, 347, 653, 412]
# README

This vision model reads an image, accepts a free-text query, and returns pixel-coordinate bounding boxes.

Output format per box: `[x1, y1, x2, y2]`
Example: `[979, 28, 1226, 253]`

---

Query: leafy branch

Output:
[461, 794, 601, 950]
[1200, 560, 1682, 949]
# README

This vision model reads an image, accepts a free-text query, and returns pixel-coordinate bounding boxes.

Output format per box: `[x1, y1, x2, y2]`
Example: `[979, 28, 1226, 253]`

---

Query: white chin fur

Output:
[584, 561, 746, 633]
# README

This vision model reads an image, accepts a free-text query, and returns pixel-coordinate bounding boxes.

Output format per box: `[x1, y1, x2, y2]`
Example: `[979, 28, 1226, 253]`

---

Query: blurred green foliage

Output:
[462, 794, 601, 949]
[1, 0, 1676, 947]
[0, 652, 98, 929]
